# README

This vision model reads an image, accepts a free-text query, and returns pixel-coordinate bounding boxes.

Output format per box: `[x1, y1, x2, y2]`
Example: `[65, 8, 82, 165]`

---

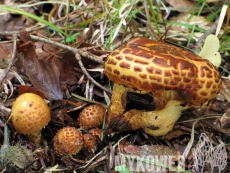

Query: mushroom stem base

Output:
[26, 130, 42, 144]
[105, 83, 128, 133]
[107, 100, 187, 136]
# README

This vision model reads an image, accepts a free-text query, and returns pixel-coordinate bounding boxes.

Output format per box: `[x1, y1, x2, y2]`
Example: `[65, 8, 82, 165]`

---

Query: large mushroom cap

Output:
[11, 93, 51, 134]
[104, 37, 221, 105]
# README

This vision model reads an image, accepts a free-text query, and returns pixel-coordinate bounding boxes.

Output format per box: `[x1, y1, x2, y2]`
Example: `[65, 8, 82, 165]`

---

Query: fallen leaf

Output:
[166, 0, 194, 12]
[0, 42, 14, 67]
[16, 31, 63, 100]
[19, 85, 46, 99]
[170, 14, 212, 33]
[199, 34, 221, 68]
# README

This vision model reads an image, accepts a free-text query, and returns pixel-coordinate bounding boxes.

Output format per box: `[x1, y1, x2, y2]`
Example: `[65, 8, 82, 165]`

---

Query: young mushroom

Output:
[78, 104, 106, 128]
[104, 37, 221, 136]
[83, 134, 97, 151]
[53, 127, 83, 156]
[11, 93, 51, 144]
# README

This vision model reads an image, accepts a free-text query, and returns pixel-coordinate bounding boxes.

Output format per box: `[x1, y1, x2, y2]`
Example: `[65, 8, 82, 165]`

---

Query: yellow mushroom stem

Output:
[26, 130, 42, 144]
[105, 83, 187, 136]
[105, 83, 128, 128]
[119, 100, 187, 136]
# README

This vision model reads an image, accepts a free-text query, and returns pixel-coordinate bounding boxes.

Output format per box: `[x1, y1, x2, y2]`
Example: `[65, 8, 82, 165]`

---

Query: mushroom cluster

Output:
[53, 104, 104, 156]
[104, 37, 221, 136]
[53, 127, 102, 155]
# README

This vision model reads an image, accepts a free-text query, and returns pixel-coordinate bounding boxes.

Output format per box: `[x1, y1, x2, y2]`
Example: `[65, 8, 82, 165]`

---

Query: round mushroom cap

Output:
[83, 134, 97, 151]
[78, 104, 106, 128]
[11, 93, 51, 134]
[104, 37, 221, 105]
[53, 127, 83, 155]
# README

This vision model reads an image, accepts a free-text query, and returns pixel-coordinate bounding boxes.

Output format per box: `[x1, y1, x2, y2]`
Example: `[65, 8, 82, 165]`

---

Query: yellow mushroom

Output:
[104, 37, 221, 136]
[11, 93, 51, 144]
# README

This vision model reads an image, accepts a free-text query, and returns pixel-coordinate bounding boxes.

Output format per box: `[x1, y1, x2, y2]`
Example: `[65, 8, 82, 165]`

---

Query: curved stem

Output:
[111, 100, 187, 136]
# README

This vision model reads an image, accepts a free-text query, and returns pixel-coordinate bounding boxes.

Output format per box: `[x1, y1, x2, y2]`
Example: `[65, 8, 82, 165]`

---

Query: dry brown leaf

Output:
[170, 14, 212, 33]
[17, 31, 63, 100]
[18, 85, 46, 99]
[166, 0, 194, 12]
[0, 42, 14, 67]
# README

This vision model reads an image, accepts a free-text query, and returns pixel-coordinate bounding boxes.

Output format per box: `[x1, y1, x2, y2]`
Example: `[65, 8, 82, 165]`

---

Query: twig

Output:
[190, 113, 230, 137]
[17, 159, 39, 173]
[75, 53, 112, 95]
[29, 35, 112, 95]
[81, 156, 107, 173]
[30, 35, 104, 64]
[71, 93, 108, 108]
[0, 33, 17, 88]
[0, 32, 112, 95]
[0, 32, 104, 64]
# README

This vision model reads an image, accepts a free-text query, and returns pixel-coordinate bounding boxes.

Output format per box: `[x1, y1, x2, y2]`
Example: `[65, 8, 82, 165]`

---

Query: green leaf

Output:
[61, 33, 80, 43]
[128, 7, 141, 19]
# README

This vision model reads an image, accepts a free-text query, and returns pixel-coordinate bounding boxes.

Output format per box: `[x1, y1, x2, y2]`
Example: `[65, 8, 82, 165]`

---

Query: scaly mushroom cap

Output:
[11, 93, 51, 134]
[104, 37, 221, 105]
[78, 104, 106, 128]
[83, 134, 97, 151]
[53, 127, 83, 155]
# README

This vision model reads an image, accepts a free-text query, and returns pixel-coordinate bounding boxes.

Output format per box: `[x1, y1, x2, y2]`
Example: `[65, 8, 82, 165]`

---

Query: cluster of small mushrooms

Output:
[11, 94, 105, 155]
[104, 37, 221, 136]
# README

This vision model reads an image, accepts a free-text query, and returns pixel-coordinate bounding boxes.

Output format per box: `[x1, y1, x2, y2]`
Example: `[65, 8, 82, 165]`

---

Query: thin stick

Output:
[0, 33, 17, 88]
[75, 53, 112, 94]
[0, 32, 104, 64]
[30, 35, 104, 64]
[0, 32, 112, 94]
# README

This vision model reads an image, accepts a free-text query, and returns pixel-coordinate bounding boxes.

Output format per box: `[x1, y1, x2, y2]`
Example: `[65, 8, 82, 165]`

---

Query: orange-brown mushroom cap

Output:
[89, 128, 102, 140]
[53, 127, 83, 155]
[104, 37, 221, 105]
[83, 134, 97, 151]
[78, 104, 106, 128]
[11, 93, 51, 134]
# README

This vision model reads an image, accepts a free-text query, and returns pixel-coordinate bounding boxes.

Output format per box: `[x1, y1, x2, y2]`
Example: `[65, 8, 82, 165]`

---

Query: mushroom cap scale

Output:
[104, 37, 221, 105]
[11, 93, 51, 134]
